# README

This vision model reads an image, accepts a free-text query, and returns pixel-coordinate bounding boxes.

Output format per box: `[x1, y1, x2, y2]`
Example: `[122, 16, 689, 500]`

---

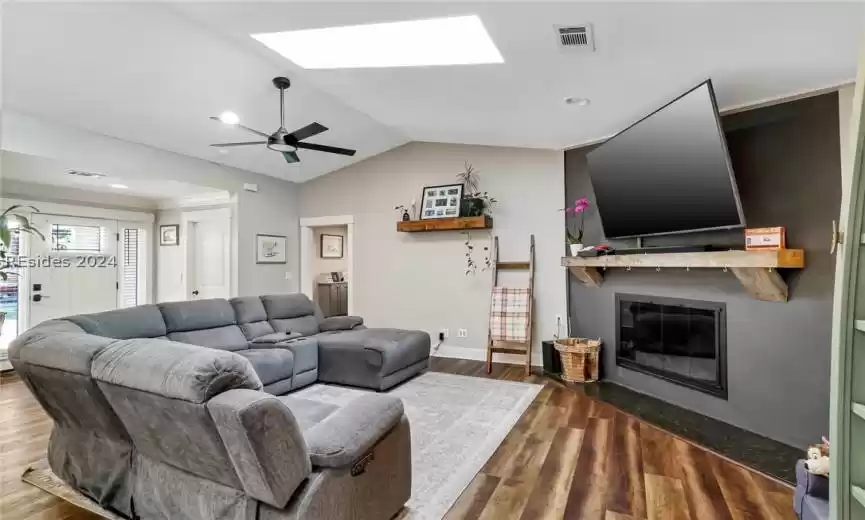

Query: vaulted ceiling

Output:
[4, 2, 862, 183]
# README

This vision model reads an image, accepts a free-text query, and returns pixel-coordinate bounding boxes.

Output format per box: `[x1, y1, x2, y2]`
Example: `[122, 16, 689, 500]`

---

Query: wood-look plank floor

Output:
[0, 360, 795, 520]
[433, 358, 795, 520]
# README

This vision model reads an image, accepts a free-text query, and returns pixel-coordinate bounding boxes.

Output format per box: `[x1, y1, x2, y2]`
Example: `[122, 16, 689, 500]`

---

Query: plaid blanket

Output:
[489, 287, 531, 342]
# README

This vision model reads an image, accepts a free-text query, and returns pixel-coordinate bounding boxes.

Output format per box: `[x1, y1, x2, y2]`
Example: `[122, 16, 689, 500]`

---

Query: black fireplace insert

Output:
[616, 293, 727, 399]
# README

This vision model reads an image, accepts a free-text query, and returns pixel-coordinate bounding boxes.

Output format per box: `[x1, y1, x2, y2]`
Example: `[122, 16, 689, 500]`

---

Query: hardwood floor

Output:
[432, 358, 796, 520]
[0, 360, 795, 520]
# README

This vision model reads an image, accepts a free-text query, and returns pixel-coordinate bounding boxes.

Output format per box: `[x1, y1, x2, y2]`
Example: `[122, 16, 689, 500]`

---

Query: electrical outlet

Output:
[458, 328, 468, 338]
[443, 328, 449, 338]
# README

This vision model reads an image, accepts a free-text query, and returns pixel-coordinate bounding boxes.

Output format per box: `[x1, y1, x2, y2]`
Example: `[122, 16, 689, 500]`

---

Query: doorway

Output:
[300, 215, 354, 315]
[182, 208, 232, 300]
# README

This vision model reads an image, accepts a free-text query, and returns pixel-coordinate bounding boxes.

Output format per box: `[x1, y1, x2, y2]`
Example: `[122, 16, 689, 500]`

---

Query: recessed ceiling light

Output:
[218, 111, 240, 125]
[564, 97, 590, 107]
[251, 15, 504, 69]
[110, 184, 128, 189]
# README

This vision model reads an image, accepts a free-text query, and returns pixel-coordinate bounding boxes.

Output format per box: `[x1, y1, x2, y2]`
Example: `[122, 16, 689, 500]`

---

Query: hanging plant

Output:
[463, 232, 477, 275]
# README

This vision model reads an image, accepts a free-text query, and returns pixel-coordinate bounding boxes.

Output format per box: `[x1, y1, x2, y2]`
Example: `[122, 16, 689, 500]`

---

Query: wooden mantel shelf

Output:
[561, 249, 805, 302]
[397, 215, 492, 232]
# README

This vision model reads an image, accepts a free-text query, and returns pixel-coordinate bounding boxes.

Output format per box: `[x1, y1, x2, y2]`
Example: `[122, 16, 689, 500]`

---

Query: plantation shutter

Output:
[120, 227, 145, 308]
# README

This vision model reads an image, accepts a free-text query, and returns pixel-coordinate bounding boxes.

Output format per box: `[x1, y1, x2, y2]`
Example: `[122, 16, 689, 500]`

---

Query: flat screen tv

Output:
[586, 80, 745, 239]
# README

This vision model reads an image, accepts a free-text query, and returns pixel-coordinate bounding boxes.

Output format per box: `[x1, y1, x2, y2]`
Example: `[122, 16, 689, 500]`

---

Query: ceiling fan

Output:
[210, 77, 356, 164]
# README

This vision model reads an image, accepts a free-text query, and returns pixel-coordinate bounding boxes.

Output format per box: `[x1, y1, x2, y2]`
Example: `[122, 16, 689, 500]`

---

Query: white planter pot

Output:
[569, 243, 583, 256]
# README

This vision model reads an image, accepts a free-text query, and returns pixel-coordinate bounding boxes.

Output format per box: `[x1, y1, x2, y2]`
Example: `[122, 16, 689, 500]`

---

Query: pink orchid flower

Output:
[573, 198, 590, 213]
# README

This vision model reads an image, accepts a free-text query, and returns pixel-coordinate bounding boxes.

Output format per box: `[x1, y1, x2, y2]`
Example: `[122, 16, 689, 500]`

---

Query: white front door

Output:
[184, 209, 231, 300]
[29, 214, 119, 326]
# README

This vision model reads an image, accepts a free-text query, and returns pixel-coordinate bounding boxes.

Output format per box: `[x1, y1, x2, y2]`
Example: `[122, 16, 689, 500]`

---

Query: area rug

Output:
[22, 372, 541, 520]
[293, 372, 542, 519]
[22, 463, 124, 520]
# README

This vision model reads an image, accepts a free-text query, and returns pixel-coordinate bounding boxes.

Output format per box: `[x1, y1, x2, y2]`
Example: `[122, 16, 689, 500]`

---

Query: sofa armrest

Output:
[796, 459, 829, 500]
[252, 332, 303, 344]
[303, 394, 404, 469]
[319, 316, 364, 332]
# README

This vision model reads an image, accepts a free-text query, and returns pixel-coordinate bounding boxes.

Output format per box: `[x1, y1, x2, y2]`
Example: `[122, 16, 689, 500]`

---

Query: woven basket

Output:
[554, 337, 601, 383]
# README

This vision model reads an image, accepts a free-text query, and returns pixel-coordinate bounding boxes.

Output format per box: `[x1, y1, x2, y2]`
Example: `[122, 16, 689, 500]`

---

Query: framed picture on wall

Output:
[320, 234, 344, 259]
[420, 183, 463, 219]
[159, 224, 179, 246]
[256, 234, 287, 264]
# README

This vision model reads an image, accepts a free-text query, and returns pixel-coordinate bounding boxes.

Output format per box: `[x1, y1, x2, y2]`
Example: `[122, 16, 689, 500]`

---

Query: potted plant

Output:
[456, 163, 498, 217]
[393, 205, 411, 221]
[565, 197, 590, 256]
[0, 205, 44, 335]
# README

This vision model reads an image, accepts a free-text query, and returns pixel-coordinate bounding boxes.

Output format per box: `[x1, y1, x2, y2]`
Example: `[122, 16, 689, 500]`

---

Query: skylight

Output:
[251, 15, 503, 69]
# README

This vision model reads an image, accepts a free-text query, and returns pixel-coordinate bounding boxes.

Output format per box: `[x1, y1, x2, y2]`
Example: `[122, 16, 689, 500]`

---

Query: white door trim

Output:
[299, 215, 354, 315]
[181, 207, 233, 299]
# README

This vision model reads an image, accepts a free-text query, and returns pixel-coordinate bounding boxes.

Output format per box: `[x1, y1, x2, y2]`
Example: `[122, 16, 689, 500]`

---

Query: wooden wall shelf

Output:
[396, 215, 492, 233]
[561, 249, 805, 302]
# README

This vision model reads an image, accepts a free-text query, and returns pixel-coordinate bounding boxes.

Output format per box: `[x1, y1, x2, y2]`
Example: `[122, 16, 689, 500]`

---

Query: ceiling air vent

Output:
[555, 24, 595, 51]
[66, 169, 106, 178]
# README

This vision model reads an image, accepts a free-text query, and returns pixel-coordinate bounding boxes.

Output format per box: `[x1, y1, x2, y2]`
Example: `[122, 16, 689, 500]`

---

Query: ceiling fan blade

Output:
[209, 116, 271, 138]
[294, 141, 356, 156]
[285, 122, 328, 143]
[210, 141, 267, 147]
[282, 151, 300, 164]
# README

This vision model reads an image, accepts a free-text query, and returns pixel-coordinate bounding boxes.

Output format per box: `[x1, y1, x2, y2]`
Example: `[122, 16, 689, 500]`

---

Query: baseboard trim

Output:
[432, 345, 542, 367]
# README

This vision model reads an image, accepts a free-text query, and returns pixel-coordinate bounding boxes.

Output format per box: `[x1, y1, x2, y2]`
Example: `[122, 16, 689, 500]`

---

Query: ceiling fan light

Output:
[218, 111, 240, 125]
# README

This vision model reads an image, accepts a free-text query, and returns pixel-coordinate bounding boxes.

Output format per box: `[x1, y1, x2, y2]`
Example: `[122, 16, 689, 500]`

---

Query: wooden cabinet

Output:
[317, 282, 348, 317]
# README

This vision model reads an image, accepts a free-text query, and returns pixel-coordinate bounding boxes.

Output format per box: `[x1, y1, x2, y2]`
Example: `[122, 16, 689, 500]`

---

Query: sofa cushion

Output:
[168, 326, 249, 352]
[230, 296, 268, 324]
[235, 349, 294, 386]
[317, 329, 430, 375]
[159, 299, 236, 333]
[230, 297, 276, 340]
[277, 396, 338, 430]
[261, 294, 319, 320]
[67, 305, 167, 339]
[92, 339, 262, 403]
[304, 394, 404, 468]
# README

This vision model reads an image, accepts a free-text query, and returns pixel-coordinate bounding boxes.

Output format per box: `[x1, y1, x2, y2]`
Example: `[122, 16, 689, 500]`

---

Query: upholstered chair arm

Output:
[208, 389, 311, 508]
[303, 394, 404, 469]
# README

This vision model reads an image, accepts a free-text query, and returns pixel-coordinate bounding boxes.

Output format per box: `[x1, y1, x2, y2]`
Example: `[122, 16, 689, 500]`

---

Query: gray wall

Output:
[299, 142, 566, 361]
[565, 93, 841, 448]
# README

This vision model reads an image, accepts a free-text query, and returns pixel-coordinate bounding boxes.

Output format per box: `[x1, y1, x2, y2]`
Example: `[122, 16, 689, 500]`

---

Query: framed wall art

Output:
[420, 183, 463, 220]
[159, 224, 179, 246]
[256, 234, 287, 264]
[320, 234, 344, 259]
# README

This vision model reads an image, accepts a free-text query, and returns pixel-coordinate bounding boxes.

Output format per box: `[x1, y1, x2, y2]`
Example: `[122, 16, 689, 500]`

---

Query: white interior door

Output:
[184, 209, 230, 300]
[29, 214, 119, 326]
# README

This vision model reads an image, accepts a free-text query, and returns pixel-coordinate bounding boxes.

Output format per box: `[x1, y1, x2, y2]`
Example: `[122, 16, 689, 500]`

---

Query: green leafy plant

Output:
[0, 205, 44, 280]
[456, 162, 480, 194]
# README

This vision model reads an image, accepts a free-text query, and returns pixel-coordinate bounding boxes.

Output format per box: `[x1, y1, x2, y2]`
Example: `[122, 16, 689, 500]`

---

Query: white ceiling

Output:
[1, 151, 222, 202]
[4, 2, 863, 183]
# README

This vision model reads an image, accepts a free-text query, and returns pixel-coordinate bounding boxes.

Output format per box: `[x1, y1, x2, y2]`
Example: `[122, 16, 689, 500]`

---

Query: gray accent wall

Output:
[565, 93, 841, 448]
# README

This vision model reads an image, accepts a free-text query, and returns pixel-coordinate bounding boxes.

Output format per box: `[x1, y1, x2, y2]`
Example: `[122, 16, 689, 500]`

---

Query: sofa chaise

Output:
[9, 293, 430, 519]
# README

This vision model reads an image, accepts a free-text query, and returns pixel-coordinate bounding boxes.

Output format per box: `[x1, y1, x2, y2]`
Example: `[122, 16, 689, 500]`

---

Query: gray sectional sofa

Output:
[9, 293, 431, 520]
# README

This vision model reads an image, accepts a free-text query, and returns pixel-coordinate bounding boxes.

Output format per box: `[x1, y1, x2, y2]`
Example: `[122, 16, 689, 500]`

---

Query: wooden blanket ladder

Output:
[486, 234, 535, 375]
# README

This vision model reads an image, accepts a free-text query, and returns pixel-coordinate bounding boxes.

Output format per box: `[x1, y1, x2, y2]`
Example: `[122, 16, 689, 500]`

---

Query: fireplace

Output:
[616, 293, 727, 399]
